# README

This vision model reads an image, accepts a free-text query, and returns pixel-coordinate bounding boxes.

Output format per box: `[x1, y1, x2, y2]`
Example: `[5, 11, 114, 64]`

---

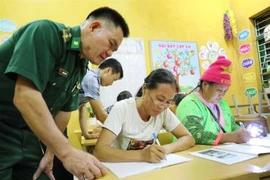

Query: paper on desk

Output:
[189, 148, 257, 165]
[214, 144, 270, 156]
[245, 135, 270, 147]
[102, 154, 192, 179]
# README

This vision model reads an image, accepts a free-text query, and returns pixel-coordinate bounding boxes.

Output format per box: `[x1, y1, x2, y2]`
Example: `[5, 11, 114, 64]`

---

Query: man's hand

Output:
[84, 133, 100, 139]
[33, 150, 55, 180]
[83, 126, 102, 139]
[62, 148, 106, 180]
[141, 144, 166, 163]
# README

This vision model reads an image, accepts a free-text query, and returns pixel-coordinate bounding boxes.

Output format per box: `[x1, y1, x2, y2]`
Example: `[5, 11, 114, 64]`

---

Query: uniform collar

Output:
[66, 26, 81, 52]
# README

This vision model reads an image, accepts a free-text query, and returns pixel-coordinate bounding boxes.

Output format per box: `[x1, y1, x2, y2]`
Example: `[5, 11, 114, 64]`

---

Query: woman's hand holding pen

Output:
[234, 128, 252, 143]
[141, 144, 166, 163]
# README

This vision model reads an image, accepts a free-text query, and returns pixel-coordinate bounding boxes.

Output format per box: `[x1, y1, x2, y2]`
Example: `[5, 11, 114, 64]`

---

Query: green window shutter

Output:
[254, 11, 270, 85]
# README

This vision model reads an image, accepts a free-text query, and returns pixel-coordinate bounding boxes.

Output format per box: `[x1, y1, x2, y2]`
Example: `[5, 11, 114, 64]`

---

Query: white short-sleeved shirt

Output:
[103, 97, 180, 150]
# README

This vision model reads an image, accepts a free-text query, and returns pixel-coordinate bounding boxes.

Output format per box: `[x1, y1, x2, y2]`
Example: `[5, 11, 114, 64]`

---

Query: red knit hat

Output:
[200, 56, 232, 86]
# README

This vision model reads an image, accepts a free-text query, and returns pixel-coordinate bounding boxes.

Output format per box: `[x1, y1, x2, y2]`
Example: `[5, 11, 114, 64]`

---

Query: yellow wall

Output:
[1, 0, 269, 149]
[229, 0, 270, 105]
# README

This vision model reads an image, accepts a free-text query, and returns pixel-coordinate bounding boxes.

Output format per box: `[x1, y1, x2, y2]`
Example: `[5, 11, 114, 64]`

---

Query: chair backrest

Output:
[231, 94, 258, 117]
[263, 91, 270, 109]
[257, 91, 270, 116]
[157, 132, 174, 145]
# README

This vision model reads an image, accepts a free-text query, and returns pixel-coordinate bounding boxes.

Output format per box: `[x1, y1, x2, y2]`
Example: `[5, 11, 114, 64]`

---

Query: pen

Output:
[239, 122, 246, 130]
[152, 132, 167, 161]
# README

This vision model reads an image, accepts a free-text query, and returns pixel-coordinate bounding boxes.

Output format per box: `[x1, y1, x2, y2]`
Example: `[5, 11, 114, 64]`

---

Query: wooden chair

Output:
[231, 94, 259, 117]
[157, 132, 174, 145]
[81, 136, 97, 153]
[259, 91, 270, 116]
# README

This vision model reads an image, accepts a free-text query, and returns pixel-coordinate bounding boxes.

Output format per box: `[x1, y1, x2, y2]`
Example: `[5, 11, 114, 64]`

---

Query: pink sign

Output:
[239, 44, 251, 54]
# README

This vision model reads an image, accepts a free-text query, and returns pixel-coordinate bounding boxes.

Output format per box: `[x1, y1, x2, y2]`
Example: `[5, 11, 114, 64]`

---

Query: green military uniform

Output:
[176, 93, 240, 145]
[0, 20, 88, 179]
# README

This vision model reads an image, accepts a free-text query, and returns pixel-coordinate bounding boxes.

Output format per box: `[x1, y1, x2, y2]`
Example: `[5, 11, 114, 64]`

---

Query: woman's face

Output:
[143, 84, 176, 117]
[203, 82, 229, 104]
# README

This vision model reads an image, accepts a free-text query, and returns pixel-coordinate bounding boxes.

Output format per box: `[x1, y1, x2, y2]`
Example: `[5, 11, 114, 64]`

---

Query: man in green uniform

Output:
[0, 7, 129, 180]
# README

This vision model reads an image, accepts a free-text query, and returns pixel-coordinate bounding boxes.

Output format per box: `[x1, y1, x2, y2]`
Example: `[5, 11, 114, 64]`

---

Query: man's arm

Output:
[78, 104, 100, 139]
[14, 75, 72, 159]
[14, 75, 106, 179]
[33, 111, 71, 179]
[89, 98, 108, 123]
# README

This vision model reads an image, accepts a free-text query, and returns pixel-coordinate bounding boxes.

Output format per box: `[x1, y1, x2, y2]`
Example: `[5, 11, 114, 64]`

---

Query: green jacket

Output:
[176, 92, 240, 145]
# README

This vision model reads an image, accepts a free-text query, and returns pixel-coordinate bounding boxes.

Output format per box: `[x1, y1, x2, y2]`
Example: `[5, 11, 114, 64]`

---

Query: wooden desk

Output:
[100, 145, 270, 180]
[74, 125, 96, 135]
[81, 136, 97, 152]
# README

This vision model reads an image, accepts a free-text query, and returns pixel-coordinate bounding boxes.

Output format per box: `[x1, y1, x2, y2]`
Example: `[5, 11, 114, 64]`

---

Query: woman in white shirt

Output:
[94, 68, 195, 163]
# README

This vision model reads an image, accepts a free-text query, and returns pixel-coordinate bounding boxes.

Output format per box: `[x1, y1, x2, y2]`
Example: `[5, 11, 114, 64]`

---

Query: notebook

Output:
[189, 143, 270, 165]
[102, 154, 192, 178]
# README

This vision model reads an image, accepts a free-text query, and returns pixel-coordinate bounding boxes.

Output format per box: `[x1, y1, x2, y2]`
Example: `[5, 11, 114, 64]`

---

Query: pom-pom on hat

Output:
[200, 56, 233, 86]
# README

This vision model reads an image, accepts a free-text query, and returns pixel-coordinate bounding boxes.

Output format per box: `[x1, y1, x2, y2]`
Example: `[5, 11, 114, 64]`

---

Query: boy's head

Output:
[99, 58, 123, 86]
[169, 93, 186, 114]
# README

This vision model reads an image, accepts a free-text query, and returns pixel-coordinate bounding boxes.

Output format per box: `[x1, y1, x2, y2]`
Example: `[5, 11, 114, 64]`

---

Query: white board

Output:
[100, 38, 146, 108]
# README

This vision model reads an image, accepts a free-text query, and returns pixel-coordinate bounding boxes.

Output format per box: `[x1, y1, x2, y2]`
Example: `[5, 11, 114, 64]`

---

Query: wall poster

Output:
[150, 40, 200, 93]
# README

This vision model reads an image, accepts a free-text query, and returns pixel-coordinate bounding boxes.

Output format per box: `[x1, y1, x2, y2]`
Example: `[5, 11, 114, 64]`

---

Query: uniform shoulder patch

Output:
[62, 28, 72, 43]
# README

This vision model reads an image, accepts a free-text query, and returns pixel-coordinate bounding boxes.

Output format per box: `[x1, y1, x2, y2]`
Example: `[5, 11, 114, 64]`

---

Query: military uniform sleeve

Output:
[61, 93, 80, 112]
[5, 20, 62, 93]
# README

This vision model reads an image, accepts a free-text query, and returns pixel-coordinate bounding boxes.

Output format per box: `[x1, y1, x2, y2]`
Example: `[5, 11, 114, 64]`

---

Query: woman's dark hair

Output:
[173, 93, 186, 106]
[145, 68, 179, 92]
[116, 90, 132, 101]
[135, 86, 143, 97]
[136, 69, 179, 97]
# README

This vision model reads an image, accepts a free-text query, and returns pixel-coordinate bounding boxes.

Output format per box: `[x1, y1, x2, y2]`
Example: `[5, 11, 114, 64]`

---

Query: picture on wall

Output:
[150, 40, 200, 93]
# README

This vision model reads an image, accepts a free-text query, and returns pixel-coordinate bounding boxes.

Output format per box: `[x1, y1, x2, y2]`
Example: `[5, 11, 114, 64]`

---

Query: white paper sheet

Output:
[102, 154, 192, 179]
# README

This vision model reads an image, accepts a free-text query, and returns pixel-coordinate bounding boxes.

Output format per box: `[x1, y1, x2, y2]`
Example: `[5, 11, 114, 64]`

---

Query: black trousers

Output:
[42, 129, 73, 180]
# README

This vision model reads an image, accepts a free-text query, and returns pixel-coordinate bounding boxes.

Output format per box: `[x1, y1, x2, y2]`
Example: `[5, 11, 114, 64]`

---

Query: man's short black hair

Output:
[86, 7, 129, 37]
[99, 58, 123, 79]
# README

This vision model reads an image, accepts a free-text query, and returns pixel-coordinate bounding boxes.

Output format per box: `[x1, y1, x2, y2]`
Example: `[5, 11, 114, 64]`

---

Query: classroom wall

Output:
[1, 0, 269, 149]
[229, 0, 270, 105]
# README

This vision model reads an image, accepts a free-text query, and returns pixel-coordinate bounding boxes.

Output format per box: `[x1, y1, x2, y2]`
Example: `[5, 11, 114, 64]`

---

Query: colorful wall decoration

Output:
[199, 41, 227, 70]
[0, 19, 17, 45]
[0, 19, 17, 33]
[241, 58, 254, 69]
[244, 87, 258, 97]
[239, 43, 251, 54]
[150, 40, 200, 93]
[238, 29, 250, 41]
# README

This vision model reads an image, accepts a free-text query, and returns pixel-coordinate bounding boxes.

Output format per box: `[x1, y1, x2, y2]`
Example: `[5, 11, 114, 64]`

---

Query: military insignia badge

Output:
[58, 68, 69, 77]
[62, 29, 72, 43]
[71, 37, 81, 50]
